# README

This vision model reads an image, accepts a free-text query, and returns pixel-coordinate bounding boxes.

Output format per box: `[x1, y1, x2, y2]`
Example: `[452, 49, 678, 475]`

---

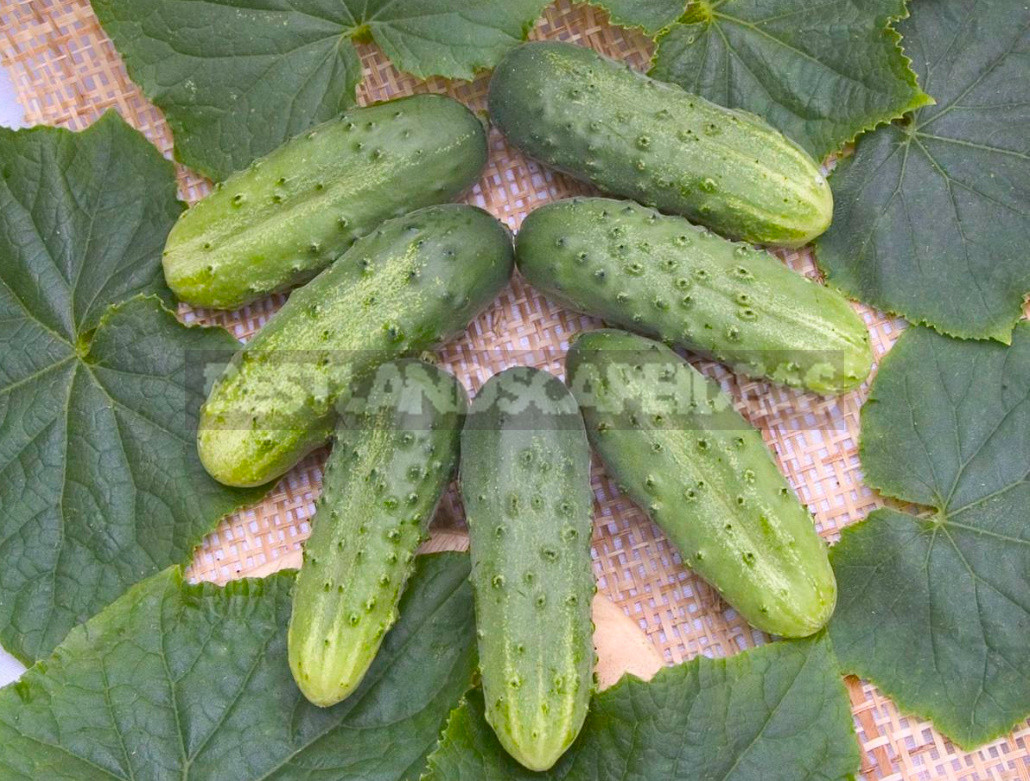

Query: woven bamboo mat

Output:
[1, 0, 1028, 778]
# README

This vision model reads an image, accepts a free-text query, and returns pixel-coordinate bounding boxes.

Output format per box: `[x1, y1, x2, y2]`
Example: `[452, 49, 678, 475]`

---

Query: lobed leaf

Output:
[651, 0, 931, 159]
[0, 553, 477, 779]
[815, 0, 1030, 341]
[0, 113, 263, 663]
[91, 0, 551, 179]
[424, 633, 860, 780]
[831, 324, 1030, 747]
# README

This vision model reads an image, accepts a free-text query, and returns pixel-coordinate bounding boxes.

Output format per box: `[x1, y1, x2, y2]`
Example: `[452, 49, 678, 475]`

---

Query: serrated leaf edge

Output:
[828, 1, 935, 156]
[813, 229, 1021, 344]
[7, 565, 296, 680]
[648, 0, 935, 160]
[583, 1, 679, 37]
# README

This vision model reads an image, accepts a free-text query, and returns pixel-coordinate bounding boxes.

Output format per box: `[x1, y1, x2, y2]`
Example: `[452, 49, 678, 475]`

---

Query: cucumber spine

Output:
[566, 329, 836, 637]
[163, 95, 487, 309]
[288, 360, 467, 707]
[489, 42, 831, 247]
[461, 367, 596, 771]
[517, 197, 871, 394]
[198, 204, 513, 488]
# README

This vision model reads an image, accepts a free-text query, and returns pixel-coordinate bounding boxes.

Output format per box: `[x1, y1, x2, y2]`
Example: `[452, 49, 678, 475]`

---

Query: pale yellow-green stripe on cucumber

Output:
[517, 198, 871, 395]
[461, 367, 595, 772]
[566, 330, 836, 637]
[288, 360, 467, 707]
[198, 204, 513, 488]
[163, 95, 487, 309]
[489, 42, 831, 247]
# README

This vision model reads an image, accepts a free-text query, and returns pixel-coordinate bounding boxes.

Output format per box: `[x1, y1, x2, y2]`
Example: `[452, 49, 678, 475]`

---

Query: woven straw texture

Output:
[2, 0, 1028, 778]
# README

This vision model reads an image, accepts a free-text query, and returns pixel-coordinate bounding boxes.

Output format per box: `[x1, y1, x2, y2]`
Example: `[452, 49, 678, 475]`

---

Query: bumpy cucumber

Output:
[518, 198, 871, 394]
[288, 360, 467, 707]
[461, 367, 595, 771]
[490, 42, 831, 247]
[566, 330, 836, 637]
[199, 204, 513, 488]
[163, 95, 487, 309]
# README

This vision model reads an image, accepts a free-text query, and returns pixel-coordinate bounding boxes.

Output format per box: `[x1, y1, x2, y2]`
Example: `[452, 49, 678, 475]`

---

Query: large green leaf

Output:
[424, 634, 860, 780]
[0, 113, 262, 664]
[815, 0, 1030, 341]
[91, 0, 551, 179]
[0, 553, 477, 779]
[650, 0, 931, 159]
[830, 324, 1030, 748]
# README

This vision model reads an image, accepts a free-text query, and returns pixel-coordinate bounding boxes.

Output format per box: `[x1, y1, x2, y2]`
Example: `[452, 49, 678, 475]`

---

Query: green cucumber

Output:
[288, 359, 467, 707]
[489, 42, 831, 247]
[461, 367, 595, 772]
[163, 95, 487, 309]
[199, 204, 513, 488]
[565, 329, 836, 637]
[517, 197, 871, 395]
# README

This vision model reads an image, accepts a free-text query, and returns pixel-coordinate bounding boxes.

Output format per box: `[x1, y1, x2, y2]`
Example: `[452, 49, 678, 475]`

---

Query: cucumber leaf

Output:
[0, 553, 477, 779]
[91, 0, 551, 179]
[650, 0, 931, 159]
[0, 113, 263, 664]
[815, 0, 1030, 342]
[830, 324, 1030, 748]
[354, 0, 550, 80]
[424, 634, 860, 780]
[587, 0, 684, 34]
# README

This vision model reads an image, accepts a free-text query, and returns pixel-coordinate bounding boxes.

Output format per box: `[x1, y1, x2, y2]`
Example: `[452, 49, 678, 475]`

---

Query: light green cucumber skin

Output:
[489, 42, 831, 247]
[517, 198, 871, 395]
[288, 360, 467, 707]
[163, 95, 487, 309]
[461, 367, 595, 772]
[565, 330, 836, 637]
[198, 204, 513, 488]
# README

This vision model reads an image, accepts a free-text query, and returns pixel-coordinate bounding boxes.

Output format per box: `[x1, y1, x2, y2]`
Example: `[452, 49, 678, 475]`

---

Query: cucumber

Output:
[517, 197, 871, 395]
[461, 367, 595, 771]
[198, 204, 513, 488]
[288, 359, 467, 707]
[489, 42, 831, 247]
[565, 329, 836, 637]
[163, 95, 487, 309]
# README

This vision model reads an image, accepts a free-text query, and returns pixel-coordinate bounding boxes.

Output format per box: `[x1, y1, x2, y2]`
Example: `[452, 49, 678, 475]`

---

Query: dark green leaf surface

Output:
[831, 324, 1030, 748]
[650, 0, 930, 159]
[0, 553, 477, 779]
[91, 0, 549, 179]
[815, 0, 1030, 341]
[588, 0, 684, 34]
[357, 0, 550, 80]
[0, 114, 262, 663]
[424, 634, 860, 780]
[0, 112, 176, 331]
